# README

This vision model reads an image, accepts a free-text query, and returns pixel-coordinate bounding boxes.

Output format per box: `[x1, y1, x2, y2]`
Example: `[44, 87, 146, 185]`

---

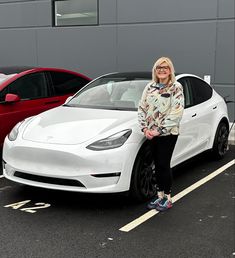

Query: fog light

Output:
[91, 172, 121, 178]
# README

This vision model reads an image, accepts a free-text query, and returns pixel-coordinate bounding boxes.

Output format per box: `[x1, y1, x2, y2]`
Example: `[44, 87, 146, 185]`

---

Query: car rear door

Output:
[46, 71, 90, 104]
[188, 76, 215, 147]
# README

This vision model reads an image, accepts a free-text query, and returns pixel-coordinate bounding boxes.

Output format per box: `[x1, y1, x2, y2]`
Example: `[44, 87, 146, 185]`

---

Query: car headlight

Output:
[86, 129, 132, 151]
[8, 121, 24, 141]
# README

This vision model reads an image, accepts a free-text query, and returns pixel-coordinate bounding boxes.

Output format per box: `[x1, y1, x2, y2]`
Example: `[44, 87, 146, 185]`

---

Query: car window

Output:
[48, 71, 89, 96]
[68, 79, 149, 111]
[177, 78, 193, 108]
[188, 77, 213, 105]
[0, 86, 8, 102]
[7, 72, 48, 100]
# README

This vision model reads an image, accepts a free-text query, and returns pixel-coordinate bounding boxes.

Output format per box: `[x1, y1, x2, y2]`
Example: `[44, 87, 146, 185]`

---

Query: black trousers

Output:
[149, 134, 178, 195]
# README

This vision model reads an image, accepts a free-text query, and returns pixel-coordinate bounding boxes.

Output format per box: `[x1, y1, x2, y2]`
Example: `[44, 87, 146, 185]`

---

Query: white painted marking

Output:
[0, 175, 4, 178]
[119, 159, 235, 232]
[4, 200, 51, 213]
[4, 200, 31, 209]
[20, 202, 51, 213]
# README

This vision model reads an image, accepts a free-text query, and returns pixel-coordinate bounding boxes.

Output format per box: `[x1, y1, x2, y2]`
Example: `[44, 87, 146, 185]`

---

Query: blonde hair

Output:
[152, 57, 176, 83]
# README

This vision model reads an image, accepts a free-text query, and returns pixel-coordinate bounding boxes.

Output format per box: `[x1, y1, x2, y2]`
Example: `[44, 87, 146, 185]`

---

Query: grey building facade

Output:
[0, 0, 234, 120]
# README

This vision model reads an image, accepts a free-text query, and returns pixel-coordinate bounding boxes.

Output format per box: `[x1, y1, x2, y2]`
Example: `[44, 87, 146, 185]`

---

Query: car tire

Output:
[129, 144, 157, 202]
[211, 122, 229, 159]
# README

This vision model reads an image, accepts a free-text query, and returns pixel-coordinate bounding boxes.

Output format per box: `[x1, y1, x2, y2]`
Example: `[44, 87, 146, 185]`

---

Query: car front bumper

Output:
[2, 139, 139, 193]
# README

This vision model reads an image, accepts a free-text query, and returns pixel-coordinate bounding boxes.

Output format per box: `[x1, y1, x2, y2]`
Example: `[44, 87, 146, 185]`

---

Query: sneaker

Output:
[156, 199, 172, 212]
[147, 197, 167, 210]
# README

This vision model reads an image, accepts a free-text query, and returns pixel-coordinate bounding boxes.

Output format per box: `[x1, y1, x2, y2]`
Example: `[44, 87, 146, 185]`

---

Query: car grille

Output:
[14, 171, 85, 188]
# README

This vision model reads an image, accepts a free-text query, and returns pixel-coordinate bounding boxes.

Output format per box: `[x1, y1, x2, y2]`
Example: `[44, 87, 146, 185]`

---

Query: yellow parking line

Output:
[119, 159, 235, 232]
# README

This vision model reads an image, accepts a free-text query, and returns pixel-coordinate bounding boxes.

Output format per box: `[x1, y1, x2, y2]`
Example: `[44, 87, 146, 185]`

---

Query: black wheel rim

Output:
[217, 125, 228, 156]
[138, 150, 157, 198]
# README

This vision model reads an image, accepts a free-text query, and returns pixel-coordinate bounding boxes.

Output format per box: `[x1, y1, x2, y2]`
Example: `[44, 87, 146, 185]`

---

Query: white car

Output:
[2, 72, 229, 201]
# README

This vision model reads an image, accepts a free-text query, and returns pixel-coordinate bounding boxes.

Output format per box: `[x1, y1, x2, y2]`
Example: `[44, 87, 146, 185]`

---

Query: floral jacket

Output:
[138, 81, 184, 136]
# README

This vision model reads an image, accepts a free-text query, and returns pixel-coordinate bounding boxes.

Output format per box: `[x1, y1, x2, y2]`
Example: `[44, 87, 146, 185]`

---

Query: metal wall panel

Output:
[0, 0, 46, 2]
[218, 0, 235, 18]
[215, 20, 235, 84]
[0, 0, 32, 2]
[0, 0, 51, 28]
[214, 85, 235, 121]
[99, 0, 117, 24]
[117, 0, 217, 23]
[117, 22, 217, 80]
[36, 26, 117, 78]
[0, 29, 37, 65]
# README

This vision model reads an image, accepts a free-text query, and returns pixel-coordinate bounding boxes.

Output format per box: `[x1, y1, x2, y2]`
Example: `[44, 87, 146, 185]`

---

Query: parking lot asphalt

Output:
[0, 146, 234, 258]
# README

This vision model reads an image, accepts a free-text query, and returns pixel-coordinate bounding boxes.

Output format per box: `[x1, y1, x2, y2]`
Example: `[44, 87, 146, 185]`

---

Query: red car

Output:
[0, 66, 91, 147]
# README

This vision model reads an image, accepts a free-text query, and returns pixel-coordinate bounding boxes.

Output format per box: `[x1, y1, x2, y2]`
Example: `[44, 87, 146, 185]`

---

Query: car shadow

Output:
[15, 185, 136, 211]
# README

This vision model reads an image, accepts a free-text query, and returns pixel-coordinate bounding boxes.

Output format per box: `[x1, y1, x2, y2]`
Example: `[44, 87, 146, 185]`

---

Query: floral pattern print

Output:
[138, 81, 184, 136]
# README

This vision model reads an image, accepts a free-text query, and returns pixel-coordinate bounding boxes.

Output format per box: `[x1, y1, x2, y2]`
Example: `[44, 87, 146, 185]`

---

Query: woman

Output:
[138, 57, 184, 211]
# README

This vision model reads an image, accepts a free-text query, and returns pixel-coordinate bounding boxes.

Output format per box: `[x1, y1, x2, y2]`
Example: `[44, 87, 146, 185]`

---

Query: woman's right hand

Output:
[144, 129, 154, 140]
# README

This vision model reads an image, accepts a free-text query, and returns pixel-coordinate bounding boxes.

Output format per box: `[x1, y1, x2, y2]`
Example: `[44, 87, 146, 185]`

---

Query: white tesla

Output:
[2, 72, 229, 201]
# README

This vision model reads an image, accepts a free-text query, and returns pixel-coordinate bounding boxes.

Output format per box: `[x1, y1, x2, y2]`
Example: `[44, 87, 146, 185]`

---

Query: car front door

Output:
[0, 72, 51, 145]
[172, 77, 199, 165]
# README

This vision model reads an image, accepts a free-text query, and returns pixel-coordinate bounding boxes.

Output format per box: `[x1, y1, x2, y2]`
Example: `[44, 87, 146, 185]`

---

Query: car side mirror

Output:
[5, 93, 21, 103]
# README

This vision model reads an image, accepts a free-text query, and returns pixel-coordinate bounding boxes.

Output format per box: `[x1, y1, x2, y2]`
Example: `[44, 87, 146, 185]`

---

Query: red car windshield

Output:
[0, 74, 17, 85]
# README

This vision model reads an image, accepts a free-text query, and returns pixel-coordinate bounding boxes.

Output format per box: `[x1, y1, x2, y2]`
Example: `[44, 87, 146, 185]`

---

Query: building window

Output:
[54, 0, 98, 26]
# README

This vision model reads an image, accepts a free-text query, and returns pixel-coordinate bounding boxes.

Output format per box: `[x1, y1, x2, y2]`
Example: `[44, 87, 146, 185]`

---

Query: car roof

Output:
[101, 72, 152, 79]
[0, 66, 36, 75]
[0, 66, 91, 91]
[0, 66, 91, 79]
[101, 72, 204, 81]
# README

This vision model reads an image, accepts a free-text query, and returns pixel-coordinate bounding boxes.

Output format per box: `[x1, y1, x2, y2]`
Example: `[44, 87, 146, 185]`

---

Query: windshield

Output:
[66, 76, 150, 111]
[0, 73, 16, 85]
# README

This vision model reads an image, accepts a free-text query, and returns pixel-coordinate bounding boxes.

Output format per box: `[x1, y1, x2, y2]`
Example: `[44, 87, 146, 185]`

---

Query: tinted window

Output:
[177, 78, 193, 108]
[7, 73, 48, 100]
[189, 77, 213, 105]
[49, 72, 89, 96]
[0, 87, 8, 102]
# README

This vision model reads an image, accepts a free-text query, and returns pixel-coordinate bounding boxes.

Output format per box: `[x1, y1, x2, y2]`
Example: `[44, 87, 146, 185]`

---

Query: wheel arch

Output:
[214, 117, 229, 138]
[210, 117, 229, 159]
[129, 139, 157, 201]
[132, 140, 149, 170]
[209, 116, 229, 149]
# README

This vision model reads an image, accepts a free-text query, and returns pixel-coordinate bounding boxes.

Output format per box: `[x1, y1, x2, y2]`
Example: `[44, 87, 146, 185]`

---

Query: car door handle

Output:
[45, 100, 61, 105]
[192, 113, 197, 117]
[213, 106, 217, 110]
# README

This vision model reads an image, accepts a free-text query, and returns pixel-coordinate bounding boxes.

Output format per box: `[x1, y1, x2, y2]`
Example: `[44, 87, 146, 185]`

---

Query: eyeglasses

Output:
[156, 66, 170, 71]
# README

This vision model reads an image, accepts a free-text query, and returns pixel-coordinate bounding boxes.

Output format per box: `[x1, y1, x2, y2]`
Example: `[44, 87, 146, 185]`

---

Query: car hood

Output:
[22, 106, 137, 145]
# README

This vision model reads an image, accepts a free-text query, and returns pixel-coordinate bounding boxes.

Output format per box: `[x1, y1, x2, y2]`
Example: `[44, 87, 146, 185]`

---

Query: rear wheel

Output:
[212, 122, 229, 159]
[130, 144, 157, 202]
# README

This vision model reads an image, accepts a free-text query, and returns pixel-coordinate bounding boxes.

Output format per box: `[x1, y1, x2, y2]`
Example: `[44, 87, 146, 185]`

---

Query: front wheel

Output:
[129, 144, 157, 202]
[211, 122, 229, 159]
